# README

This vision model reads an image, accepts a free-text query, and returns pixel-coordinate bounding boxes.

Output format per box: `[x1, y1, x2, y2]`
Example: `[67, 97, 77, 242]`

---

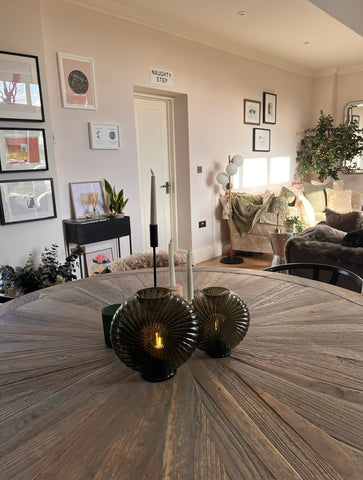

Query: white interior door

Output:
[134, 95, 176, 253]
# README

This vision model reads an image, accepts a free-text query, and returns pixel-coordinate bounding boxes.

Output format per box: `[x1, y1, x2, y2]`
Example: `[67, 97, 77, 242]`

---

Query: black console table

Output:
[63, 216, 132, 278]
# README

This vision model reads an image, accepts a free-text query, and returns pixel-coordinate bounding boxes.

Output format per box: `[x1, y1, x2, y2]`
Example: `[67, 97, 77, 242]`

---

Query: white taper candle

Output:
[150, 169, 157, 225]
[186, 248, 194, 301]
[168, 239, 176, 287]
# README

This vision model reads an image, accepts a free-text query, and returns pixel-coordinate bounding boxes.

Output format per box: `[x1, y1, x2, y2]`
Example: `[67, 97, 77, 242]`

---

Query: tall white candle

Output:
[168, 239, 176, 287]
[150, 169, 157, 225]
[186, 248, 194, 301]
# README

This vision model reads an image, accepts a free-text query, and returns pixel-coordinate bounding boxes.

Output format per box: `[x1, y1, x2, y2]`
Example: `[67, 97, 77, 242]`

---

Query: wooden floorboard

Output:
[196, 252, 273, 270]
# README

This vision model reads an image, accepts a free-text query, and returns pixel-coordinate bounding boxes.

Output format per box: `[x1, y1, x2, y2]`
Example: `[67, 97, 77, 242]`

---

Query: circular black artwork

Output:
[109, 131, 116, 140]
[68, 70, 89, 94]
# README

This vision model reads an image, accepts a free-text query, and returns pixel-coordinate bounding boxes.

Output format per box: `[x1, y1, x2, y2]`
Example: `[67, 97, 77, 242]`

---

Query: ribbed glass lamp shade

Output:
[192, 286, 249, 358]
[110, 287, 199, 382]
[232, 154, 243, 167]
[216, 172, 229, 185]
[268, 195, 289, 214]
[225, 163, 238, 176]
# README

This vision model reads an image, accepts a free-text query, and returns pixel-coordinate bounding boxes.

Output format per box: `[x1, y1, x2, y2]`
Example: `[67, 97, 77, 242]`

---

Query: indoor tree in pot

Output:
[296, 111, 363, 181]
[104, 179, 128, 216]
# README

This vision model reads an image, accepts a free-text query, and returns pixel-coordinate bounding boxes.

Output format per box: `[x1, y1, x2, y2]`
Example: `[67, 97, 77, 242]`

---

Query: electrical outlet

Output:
[198, 220, 206, 228]
[197, 166, 202, 173]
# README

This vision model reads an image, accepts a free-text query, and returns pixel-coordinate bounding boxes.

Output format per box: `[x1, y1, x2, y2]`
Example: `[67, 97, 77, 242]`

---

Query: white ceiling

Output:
[62, 0, 363, 77]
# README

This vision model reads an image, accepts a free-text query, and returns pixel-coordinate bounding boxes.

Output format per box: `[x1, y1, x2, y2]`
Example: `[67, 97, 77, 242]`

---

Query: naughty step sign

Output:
[150, 68, 174, 86]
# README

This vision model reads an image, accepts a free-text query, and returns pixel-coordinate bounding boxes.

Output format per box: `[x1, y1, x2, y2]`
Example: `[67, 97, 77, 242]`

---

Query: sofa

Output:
[285, 211, 363, 292]
[220, 180, 363, 255]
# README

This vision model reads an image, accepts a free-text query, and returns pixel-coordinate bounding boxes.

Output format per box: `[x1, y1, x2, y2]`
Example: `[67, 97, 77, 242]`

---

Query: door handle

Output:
[161, 181, 171, 194]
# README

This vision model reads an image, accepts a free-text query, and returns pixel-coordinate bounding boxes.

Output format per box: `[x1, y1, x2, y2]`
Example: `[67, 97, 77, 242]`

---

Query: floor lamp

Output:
[216, 154, 244, 264]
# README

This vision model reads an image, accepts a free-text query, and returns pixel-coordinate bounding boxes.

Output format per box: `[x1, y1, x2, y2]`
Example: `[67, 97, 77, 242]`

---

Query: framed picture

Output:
[57, 52, 96, 110]
[0, 128, 48, 172]
[69, 181, 106, 218]
[263, 92, 277, 124]
[88, 123, 120, 149]
[244, 99, 261, 125]
[85, 247, 113, 276]
[253, 128, 271, 152]
[0, 178, 56, 225]
[0, 51, 44, 121]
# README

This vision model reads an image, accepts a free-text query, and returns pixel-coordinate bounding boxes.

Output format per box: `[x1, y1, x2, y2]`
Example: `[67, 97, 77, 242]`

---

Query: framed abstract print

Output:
[57, 52, 96, 110]
[0, 51, 44, 121]
[0, 128, 48, 172]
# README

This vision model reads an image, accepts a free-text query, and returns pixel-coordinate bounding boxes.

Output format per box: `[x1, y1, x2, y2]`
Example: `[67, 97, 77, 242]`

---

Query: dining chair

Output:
[263, 262, 363, 293]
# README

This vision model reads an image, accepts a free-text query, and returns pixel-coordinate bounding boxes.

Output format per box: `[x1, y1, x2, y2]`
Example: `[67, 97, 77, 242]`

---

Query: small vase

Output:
[192, 286, 249, 357]
[111, 287, 198, 381]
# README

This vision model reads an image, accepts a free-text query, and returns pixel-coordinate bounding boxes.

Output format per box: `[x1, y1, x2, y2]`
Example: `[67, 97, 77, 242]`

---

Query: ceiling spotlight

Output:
[237, 11, 247, 16]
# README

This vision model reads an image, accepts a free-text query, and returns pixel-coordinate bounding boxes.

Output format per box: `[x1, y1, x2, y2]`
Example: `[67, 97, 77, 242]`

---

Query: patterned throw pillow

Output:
[326, 189, 352, 213]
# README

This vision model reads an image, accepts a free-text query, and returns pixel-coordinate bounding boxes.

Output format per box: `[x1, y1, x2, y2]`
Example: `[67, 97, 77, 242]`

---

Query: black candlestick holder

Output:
[150, 224, 158, 287]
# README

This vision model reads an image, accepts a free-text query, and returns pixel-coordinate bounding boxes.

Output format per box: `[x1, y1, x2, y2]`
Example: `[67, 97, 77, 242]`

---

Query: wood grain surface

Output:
[1, 267, 362, 480]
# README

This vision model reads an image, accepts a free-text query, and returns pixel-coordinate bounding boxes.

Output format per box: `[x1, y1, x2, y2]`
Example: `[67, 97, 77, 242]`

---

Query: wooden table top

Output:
[1, 267, 362, 480]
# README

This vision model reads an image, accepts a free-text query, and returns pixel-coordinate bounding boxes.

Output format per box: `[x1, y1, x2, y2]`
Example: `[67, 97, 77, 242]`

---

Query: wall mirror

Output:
[343, 100, 363, 173]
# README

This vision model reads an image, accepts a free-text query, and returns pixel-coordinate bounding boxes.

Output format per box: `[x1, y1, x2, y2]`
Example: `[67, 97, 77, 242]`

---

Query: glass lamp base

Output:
[140, 365, 176, 382]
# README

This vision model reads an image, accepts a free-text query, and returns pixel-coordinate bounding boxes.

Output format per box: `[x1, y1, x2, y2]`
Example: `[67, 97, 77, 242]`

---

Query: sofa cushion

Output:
[326, 189, 352, 213]
[325, 208, 363, 232]
[297, 194, 315, 227]
[304, 182, 333, 213]
[280, 186, 296, 206]
[352, 191, 363, 211]
[296, 223, 346, 243]
[311, 179, 344, 191]
[342, 229, 363, 247]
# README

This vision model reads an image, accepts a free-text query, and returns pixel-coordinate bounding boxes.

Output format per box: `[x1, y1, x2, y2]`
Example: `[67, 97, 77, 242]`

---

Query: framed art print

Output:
[263, 92, 277, 124]
[88, 123, 120, 149]
[85, 247, 113, 276]
[253, 128, 271, 152]
[69, 181, 105, 218]
[57, 53, 96, 110]
[0, 128, 48, 172]
[0, 51, 44, 121]
[0, 178, 56, 225]
[244, 99, 261, 125]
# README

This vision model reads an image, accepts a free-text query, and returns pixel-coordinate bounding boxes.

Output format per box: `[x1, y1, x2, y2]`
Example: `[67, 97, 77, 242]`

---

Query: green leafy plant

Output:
[284, 215, 305, 234]
[296, 111, 363, 181]
[0, 244, 78, 296]
[104, 179, 128, 215]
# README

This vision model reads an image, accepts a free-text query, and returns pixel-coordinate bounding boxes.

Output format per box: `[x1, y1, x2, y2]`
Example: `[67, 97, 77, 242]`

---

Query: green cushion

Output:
[304, 182, 333, 212]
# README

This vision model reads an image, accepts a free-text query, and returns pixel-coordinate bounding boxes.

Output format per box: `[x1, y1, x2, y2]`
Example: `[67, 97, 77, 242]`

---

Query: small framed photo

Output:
[88, 123, 120, 149]
[0, 128, 48, 172]
[0, 51, 44, 121]
[85, 247, 113, 276]
[244, 99, 261, 125]
[263, 92, 277, 124]
[57, 52, 96, 110]
[0, 178, 56, 225]
[69, 181, 106, 218]
[253, 128, 271, 152]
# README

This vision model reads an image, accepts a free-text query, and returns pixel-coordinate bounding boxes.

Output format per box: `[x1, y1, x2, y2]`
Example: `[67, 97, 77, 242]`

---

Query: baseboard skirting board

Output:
[187, 243, 226, 264]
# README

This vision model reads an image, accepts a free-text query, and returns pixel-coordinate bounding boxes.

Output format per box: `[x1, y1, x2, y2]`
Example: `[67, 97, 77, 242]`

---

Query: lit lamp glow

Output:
[268, 195, 289, 233]
[155, 332, 164, 349]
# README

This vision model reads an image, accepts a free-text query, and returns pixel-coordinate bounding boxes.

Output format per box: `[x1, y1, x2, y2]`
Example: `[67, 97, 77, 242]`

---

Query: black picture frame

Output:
[0, 127, 48, 172]
[263, 92, 277, 124]
[0, 51, 44, 121]
[253, 128, 271, 152]
[243, 99, 261, 125]
[0, 178, 56, 225]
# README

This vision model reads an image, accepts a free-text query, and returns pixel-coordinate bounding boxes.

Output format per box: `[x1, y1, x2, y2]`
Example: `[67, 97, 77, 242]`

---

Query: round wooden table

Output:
[1, 267, 362, 479]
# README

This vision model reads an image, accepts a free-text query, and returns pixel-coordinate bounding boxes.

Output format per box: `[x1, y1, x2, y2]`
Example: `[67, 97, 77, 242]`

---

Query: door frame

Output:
[133, 92, 178, 251]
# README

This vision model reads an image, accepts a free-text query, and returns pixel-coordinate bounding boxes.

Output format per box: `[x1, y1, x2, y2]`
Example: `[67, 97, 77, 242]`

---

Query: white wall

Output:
[0, 0, 361, 268]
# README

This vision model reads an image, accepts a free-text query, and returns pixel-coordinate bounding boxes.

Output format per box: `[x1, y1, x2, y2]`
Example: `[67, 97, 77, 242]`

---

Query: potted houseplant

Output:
[296, 111, 363, 181]
[104, 179, 128, 216]
[284, 215, 305, 234]
[0, 244, 78, 297]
